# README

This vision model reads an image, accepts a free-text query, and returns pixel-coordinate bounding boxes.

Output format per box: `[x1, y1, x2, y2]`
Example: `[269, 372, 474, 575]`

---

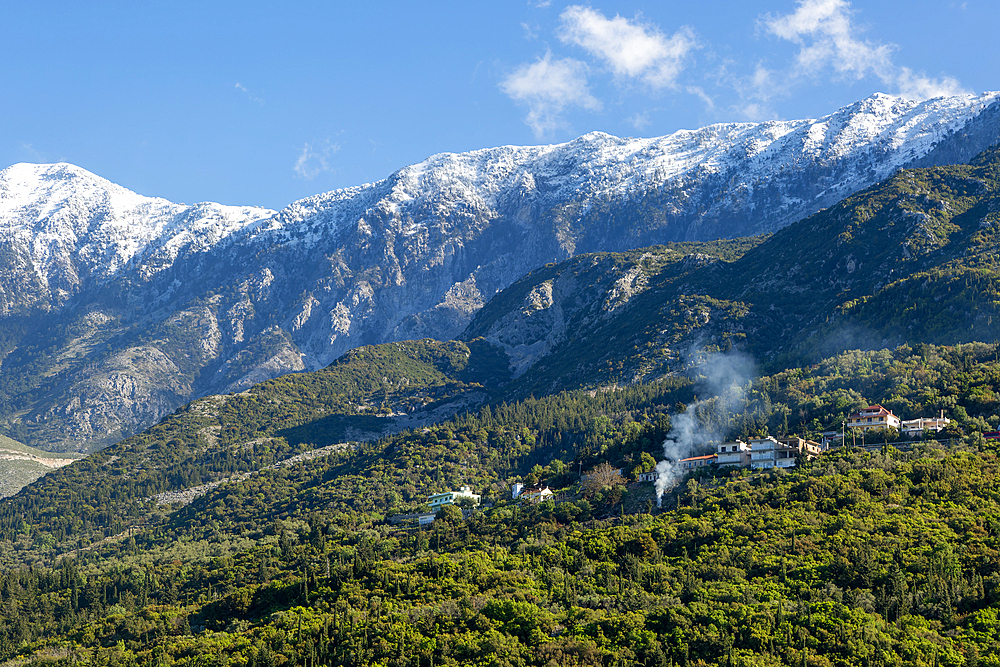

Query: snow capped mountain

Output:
[2, 90, 1000, 451]
[0, 163, 273, 311]
[249, 91, 1000, 249]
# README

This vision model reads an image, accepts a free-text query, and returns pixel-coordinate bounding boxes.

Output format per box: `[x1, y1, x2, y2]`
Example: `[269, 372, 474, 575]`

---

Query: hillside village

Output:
[413, 404, 964, 520]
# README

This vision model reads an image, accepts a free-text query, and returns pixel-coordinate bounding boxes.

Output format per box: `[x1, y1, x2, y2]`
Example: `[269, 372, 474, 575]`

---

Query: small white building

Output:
[901, 412, 950, 437]
[515, 485, 554, 503]
[428, 486, 480, 512]
[749, 437, 778, 469]
[636, 471, 657, 482]
[716, 440, 750, 467]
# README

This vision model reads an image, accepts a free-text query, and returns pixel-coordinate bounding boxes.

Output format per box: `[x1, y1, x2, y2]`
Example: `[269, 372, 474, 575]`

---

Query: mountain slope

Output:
[0, 433, 79, 498]
[3, 92, 1000, 451]
[0, 337, 512, 543]
[466, 145, 1000, 391]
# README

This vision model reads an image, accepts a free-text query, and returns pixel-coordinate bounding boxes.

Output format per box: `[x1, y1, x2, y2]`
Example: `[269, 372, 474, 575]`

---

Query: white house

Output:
[901, 412, 950, 437]
[428, 486, 480, 512]
[716, 440, 750, 467]
[636, 471, 657, 482]
[749, 437, 777, 469]
[515, 485, 554, 503]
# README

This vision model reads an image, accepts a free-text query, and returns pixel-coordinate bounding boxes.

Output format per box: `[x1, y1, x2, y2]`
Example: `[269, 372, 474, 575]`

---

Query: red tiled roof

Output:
[849, 404, 897, 419]
[679, 454, 717, 462]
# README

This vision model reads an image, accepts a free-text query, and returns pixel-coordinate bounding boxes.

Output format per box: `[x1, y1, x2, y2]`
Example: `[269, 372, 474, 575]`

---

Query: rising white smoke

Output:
[655, 348, 757, 506]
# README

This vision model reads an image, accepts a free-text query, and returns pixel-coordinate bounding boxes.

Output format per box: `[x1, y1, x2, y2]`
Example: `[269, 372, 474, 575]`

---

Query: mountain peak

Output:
[0, 161, 150, 210]
[0, 161, 274, 298]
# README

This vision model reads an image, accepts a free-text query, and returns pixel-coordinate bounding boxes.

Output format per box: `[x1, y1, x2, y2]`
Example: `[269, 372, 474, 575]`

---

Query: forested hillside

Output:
[0, 337, 995, 664]
[1, 442, 999, 667]
[6, 339, 1000, 557]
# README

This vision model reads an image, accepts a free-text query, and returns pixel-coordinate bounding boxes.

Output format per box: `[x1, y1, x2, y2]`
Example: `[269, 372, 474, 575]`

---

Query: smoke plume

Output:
[655, 348, 757, 504]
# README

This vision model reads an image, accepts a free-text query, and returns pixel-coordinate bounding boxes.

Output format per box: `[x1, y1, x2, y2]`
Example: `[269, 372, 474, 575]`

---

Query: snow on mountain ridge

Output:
[270, 91, 999, 238]
[0, 162, 274, 291]
[2, 91, 999, 297]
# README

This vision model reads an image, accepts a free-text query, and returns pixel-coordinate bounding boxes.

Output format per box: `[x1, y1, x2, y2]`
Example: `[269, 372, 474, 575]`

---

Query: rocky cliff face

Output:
[2, 91, 1000, 451]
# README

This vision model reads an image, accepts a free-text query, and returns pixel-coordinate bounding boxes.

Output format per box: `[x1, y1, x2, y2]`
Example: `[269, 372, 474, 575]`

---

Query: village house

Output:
[428, 485, 480, 512]
[901, 411, 950, 437]
[678, 454, 716, 469]
[847, 405, 901, 433]
[512, 484, 554, 503]
[748, 436, 822, 469]
[778, 436, 824, 458]
[636, 471, 657, 482]
[715, 440, 751, 467]
[749, 436, 780, 469]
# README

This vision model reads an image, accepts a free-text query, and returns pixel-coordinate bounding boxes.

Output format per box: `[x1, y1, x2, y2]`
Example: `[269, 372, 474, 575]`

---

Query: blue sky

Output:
[1, 1, 995, 210]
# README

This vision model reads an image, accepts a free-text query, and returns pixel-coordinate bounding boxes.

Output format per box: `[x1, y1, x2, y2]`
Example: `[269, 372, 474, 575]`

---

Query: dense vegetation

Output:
[0, 338, 510, 549]
[6, 340, 1000, 556]
[1, 442, 1000, 667]
[0, 338, 996, 664]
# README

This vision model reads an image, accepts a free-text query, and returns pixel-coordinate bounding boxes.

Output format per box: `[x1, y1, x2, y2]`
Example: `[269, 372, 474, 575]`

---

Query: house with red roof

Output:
[678, 454, 716, 470]
[847, 405, 901, 433]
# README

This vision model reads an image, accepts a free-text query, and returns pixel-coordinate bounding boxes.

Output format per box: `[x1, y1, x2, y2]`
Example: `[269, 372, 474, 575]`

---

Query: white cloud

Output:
[500, 51, 601, 136]
[762, 0, 967, 100]
[629, 111, 651, 130]
[894, 66, 966, 101]
[294, 140, 340, 179]
[235, 82, 265, 106]
[685, 85, 715, 110]
[557, 6, 697, 88]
